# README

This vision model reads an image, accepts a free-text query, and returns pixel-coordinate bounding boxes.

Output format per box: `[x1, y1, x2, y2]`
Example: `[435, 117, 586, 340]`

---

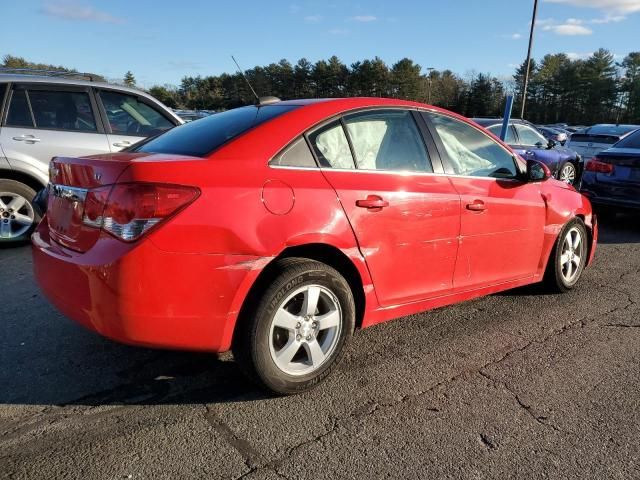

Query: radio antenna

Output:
[231, 55, 260, 104]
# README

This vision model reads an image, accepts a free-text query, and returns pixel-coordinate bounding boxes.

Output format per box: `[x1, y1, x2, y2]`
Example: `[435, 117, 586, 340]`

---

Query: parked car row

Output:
[472, 118, 582, 186]
[0, 71, 183, 242]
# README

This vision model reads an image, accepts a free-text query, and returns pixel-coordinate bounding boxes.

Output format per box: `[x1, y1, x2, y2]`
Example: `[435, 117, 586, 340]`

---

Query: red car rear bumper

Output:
[32, 221, 262, 352]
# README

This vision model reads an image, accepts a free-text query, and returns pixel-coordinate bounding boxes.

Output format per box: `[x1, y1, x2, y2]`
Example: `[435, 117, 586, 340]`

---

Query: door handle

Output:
[356, 196, 389, 210]
[466, 200, 486, 212]
[12, 135, 41, 143]
[113, 141, 132, 148]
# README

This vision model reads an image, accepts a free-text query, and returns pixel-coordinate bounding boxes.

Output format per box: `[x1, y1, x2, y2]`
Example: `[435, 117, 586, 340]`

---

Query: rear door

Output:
[0, 84, 109, 180]
[95, 89, 176, 151]
[308, 109, 461, 307]
[424, 112, 546, 290]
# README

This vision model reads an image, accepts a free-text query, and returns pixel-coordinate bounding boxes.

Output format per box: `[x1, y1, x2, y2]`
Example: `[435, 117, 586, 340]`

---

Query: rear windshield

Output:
[615, 129, 640, 149]
[135, 104, 298, 157]
[586, 125, 639, 136]
[569, 134, 619, 145]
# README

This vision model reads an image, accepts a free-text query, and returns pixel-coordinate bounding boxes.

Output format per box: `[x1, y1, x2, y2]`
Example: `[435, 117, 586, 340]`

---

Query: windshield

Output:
[587, 125, 639, 136]
[135, 104, 299, 157]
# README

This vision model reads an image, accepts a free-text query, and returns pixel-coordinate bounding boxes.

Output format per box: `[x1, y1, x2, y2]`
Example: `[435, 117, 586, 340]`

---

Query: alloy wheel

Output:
[559, 163, 576, 185]
[0, 192, 35, 240]
[560, 226, 584, 283]
[268, 284, 342, 376]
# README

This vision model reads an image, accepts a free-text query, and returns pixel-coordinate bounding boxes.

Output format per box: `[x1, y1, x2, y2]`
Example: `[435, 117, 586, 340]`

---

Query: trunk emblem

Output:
[94, 173, 102, 181]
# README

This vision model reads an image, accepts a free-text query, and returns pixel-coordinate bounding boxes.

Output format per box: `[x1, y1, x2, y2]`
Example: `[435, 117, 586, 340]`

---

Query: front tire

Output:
[557, 161, 577, 186]
[0, 180, 40, 245]
[233, 258, 355, 395]
[544, 218, 588, 293]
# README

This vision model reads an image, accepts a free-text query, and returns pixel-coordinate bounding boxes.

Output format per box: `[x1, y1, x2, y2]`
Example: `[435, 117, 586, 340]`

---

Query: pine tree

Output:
[123, 71, 136, 87]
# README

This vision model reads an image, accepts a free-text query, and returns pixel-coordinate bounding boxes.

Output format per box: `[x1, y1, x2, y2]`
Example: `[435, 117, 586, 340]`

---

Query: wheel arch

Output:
[230, 242, 367, 351]
[0, 168, 47, 193]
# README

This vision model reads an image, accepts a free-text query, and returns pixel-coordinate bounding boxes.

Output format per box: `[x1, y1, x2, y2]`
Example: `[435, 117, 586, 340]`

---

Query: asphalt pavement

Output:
[1, 215, 639, 479]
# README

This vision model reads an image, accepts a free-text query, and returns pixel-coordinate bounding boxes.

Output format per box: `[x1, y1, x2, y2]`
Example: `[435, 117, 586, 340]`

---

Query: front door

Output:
[307, 110, 461, 307]
[424, 112, 546, 290]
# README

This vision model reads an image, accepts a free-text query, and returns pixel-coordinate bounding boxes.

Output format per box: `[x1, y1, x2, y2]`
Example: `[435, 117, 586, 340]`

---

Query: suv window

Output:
[515, 124, 546, 146]
[344, 110, 432, 172]
[100, 91, 174, 136]
[428, 113, 518, 178]
[28, 90, 97, 132]
[6, 90, 34, 127]
[307, 121, 355, 169]
[487, 124, 517, 144]
[136, 105, 298, 157]
[271, 137, 317, 167]
[615, 129, 640, 149]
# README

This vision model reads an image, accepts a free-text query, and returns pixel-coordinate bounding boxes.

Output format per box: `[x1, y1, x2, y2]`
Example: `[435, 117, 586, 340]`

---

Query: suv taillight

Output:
[585, 157, 614, 174]
[82, 183, 199, 241]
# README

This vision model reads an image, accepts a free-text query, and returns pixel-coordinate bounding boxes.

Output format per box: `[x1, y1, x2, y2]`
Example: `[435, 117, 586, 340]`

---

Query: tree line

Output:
[3, 50, 640, 124]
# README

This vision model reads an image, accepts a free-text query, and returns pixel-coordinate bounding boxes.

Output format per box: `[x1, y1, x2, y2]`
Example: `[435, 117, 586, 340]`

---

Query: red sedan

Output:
[32, 98, 597, 394]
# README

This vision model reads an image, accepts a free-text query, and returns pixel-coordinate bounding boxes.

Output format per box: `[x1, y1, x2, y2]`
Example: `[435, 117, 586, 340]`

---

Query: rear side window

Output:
[0, 84, 7, 112]
[136, 105, 298, 157]
[100, 91, 174, 136]
[343, 110, 432, 172]
[615, 129, 640, 149]
[307, 121, 355, 169]
[487, 124, 517, 144]
[271, 137, 317, 167]
[28, 90, 97, 132]
[6, 90, 34, 127]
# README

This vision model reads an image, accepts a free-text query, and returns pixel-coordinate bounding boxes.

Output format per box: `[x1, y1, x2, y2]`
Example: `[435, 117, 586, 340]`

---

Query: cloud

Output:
[304, 15, 323, 22]
[511, 33, 523, 39]
[352, 15, 377, 22]
[544, 0, 640, 14]
[40, 1, 125, 24]
[566, 51, 594, 59]
[590, 14, 626, 22]
[543, 23, 593, 34]
[328, 28, 349, 35]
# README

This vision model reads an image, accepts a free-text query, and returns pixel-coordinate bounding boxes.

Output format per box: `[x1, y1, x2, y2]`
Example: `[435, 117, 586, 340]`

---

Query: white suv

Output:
[0, 71, 183, 243]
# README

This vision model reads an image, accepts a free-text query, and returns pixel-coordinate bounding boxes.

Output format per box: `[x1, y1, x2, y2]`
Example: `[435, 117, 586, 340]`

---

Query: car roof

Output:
[471, 117, 534, 128]
[0, 73, 154, 97]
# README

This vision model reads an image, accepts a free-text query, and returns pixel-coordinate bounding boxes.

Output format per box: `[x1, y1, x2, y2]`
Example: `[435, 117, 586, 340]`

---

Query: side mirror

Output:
[547, 139, 557, 149]
[535, 141, 546, 148]
[527, 159, 551, 182]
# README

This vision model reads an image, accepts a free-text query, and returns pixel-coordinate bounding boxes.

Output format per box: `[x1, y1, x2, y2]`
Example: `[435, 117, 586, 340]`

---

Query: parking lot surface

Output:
[1, 216, 639, 479]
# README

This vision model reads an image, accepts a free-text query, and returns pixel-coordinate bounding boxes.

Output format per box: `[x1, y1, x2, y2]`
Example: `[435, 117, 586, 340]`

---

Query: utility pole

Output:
[426, 67, 435, 104]
[521, 0, 539, 119]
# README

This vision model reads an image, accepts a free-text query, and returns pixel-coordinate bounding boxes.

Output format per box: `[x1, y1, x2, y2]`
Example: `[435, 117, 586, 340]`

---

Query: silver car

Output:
[0, 71, 183, 243]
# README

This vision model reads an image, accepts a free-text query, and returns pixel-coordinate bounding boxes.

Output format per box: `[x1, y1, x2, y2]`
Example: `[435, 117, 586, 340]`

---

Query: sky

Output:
[1, 0, 639, 88]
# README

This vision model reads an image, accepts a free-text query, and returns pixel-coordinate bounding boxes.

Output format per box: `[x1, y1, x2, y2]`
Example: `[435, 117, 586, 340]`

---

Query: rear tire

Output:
[0, 180, 40, 245]
[233, 258, 355, 395]
[544, 218, 588, 293]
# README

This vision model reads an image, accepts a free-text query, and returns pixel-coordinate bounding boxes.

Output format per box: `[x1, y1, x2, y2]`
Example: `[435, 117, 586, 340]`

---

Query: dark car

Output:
[580, 128, 640, 215]
[566, 124, 640, 160]
[538, 126, 568, 146]
[473, 118, 583, 186]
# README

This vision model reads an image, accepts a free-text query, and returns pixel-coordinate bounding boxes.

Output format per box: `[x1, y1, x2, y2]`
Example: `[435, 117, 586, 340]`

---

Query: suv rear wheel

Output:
[0, 179, 40, 245]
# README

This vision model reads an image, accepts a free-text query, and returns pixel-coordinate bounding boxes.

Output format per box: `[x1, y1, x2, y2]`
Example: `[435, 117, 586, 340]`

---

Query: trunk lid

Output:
[598, 148, 640, 184]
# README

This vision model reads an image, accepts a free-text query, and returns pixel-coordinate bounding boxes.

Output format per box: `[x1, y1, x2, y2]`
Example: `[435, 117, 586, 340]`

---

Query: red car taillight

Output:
[82, 183, 199, 242]
[585, 157, 614, 174]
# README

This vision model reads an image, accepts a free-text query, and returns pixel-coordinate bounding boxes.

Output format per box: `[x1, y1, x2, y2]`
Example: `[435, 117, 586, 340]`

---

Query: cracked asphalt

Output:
[1, 215, 639, 480]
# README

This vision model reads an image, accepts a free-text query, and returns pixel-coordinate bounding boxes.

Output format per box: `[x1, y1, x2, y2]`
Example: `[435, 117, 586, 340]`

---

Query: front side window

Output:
[515, 125, 547, 146]
[307, 121, 355, 169]
[343, 110, 432, 172]
[28, 90, 97, 132]
[488, 124, 517, 144]
[100, 91, 174, 136]
[6, 90, 34, 127]
[428, 113, 518, 179]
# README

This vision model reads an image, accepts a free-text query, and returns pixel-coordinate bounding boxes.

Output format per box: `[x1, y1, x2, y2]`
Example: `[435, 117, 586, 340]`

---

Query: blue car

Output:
[580, 128, 640, 214]
[473, 118, 583, 186]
